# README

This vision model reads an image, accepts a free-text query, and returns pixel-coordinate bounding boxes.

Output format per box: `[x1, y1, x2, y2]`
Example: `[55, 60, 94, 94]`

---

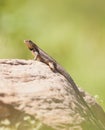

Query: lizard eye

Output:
[29, 48, 33, 51]
[28, 40, 32, 42]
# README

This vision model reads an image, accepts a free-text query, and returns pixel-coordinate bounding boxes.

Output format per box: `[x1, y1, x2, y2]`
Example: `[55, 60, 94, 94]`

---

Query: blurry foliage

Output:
[0, 0, 105, 109]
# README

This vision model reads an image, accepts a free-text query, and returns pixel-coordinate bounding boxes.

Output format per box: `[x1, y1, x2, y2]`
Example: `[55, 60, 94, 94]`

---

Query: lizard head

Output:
[24, 40, 34, 50]
[24, 40, 39, 53]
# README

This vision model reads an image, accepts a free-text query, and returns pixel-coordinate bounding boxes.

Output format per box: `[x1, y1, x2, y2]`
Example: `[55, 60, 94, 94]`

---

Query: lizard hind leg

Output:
[48, 62, 57, 72]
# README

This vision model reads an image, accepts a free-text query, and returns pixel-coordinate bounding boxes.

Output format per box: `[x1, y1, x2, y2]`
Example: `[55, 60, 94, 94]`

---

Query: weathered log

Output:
[0, 59, 105, 130]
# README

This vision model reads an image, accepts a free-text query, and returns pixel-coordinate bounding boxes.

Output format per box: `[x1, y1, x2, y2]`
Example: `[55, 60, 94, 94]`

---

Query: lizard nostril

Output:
[24, 40, 28, 43]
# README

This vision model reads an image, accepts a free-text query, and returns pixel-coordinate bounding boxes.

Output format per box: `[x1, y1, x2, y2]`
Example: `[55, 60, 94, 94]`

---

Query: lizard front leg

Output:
[32, 51, 43, 62]
[33, 51, 39, 60]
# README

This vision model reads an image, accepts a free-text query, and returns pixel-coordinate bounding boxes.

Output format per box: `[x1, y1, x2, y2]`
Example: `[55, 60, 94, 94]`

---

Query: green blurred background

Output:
[0, 0, 105, 109]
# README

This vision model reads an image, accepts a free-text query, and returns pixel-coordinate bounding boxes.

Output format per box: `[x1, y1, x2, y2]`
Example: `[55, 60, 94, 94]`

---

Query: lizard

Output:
[24, 40, 104, 129]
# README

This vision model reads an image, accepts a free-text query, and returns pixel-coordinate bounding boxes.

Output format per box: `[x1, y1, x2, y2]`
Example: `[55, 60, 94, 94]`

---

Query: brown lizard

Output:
[24, 40, 104, 129]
